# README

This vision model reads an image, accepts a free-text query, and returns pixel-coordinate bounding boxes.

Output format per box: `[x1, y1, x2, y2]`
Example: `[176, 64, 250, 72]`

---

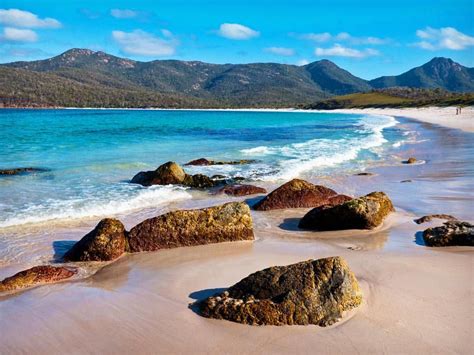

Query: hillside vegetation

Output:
[0, 49, 473, 108]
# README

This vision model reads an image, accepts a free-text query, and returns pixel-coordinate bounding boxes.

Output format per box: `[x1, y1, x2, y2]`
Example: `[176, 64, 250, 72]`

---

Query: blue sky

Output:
[0, 0, 473, 79]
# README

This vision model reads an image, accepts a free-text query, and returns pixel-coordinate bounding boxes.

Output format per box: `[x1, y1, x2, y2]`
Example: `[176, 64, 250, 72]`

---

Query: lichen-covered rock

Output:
[0, 167, 49, 176]
[64, 218, 127, 261]
[404, 157, 417, 164]
[423, 221, 474, 247]
[183, 173, 216, 188]
[219, 184, 267, 196]
[0, 266, 76, 293]
[127, 202, 254, 252]
[327, 194, 353, 206]
[253, 179, 337, 211]
[185, 158, 256, 166]
[299, 192, 394, 230]
[414, 214, 457, 224]
[131, 161, 186, 186]
[198, 256, 362, 326]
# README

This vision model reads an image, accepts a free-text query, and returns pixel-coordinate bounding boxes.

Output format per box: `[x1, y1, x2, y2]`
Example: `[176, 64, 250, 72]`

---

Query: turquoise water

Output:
[0, 109, 403, 228]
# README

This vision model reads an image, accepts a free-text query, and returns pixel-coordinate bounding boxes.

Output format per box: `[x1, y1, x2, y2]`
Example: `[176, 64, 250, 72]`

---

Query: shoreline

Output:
[0, 109, 473, 353]
[2, 105, 472, 133]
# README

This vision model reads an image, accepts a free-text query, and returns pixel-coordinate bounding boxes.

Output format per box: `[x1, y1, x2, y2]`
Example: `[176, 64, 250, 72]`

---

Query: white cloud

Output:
[264, 47, 295, 56]
[296, 59, 310, 66]
[414, 27, 474, 50]
[299, 31, 388, 45]
[315, 44, 380, 58]
[0, 9, 61, 28]
[112, 29, 178, 56]
[1, 27, 38, 42]
[217, 23, 259, 40]
[300, 32, 331, 42]
[110, 9, 138, 19]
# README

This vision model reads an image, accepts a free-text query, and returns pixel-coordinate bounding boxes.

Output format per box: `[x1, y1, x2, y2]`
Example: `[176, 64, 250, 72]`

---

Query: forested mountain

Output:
[1, 49, 472, 108]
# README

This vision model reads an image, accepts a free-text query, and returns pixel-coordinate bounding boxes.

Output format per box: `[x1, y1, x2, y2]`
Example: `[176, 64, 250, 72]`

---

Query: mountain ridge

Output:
[1, 49, 473, 108]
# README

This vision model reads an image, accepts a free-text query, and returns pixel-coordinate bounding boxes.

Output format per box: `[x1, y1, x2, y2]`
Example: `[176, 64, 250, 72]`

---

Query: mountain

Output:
[304, 60, 372, 95]
[0, 50, 473, 108]
[370, 57, 474, 92]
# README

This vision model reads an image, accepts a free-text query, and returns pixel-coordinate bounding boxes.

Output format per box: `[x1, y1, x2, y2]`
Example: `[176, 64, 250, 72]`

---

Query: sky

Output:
[0, 0, 473, 79]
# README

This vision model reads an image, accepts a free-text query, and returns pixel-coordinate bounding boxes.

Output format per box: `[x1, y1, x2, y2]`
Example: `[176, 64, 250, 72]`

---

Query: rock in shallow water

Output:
[299, 192, 394, 230]
[0, 167, 50, 176]
[185, 158, 256, 166]
[130, 161, 218, 188]
[0, 265, 77, 292]
[197, 256, 362, 326]
[64, 218, 127, 262]
[423, 221, 474, 247]
[219, 184, 267, 196]
[253, 179, 337, 211]
[414, 214, 457, 224]
[127, 202, 254, 252]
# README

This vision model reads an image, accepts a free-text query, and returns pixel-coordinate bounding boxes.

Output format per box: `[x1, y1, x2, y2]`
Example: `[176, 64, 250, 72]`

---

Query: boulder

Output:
[422, 221, 474, 247]
[253, 179, 337, 211]
[127, 202, 254, 252]
[131, 161, 218, 188]
[219, 184, 267, 196]
[197, 256, 362, 326]
[404, 157, 417, 164]
[131, 161, 186, 186]
[414, 214, 457, 224]
[0, 167, 49, 176]
[183, 173, 216, 188]
[299, 192, 394, 231]
[64, 218, 127, 262]
[327, 194, 353, 206]
[0, 266, 76, 293]
[185, 158, 256, 166]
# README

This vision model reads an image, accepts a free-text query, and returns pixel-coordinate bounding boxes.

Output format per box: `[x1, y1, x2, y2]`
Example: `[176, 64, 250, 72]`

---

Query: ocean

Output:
[0, 109, 403, 229]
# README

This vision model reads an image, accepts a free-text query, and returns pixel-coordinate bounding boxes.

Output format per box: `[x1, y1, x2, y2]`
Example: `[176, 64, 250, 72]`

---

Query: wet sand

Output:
[0, 116, 473, 354]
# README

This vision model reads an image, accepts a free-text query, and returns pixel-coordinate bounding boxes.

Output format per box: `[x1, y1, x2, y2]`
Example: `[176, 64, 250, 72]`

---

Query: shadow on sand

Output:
[414, 231, 426, 246]
[278, 217, 302, 231]
[52, 240, 76, 261]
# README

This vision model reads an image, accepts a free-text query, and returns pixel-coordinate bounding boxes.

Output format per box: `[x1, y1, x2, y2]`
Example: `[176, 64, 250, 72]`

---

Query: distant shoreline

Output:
[2, 105, 472, 133]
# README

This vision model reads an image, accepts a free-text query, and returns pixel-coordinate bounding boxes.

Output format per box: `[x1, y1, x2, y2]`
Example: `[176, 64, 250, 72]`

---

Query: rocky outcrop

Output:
[219, 184, 267, 196]
[0, 266, 76, 293]
[64, 218, 127, 262]
[404, 157, 417, 164]
[414, 214, 457, 224]
[0, 167, 49, 176]
[422, 221, 474, 247]
[185, 158, 256, 166]
[197, 256, 362, 326]
[326, 194, 353, 206]
[299, 192, 394, 231]
[127, 202, 254, 252]
[253, 179, 337, 211]
[131, 161, 187, 186]
[131, 161, 219, 188]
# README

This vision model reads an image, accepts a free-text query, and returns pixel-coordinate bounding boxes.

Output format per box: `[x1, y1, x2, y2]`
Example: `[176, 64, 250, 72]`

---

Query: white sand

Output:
[0, 109, 473, 353]
[332, 106, 474, 132]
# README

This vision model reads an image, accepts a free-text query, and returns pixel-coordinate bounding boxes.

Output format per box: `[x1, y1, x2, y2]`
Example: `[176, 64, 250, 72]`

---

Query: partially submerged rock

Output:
[354, 172, 374, 176]
[414, 214, 457, 224]
[131, 161, 186, 186]
[64, 218, 127, 262]
[185, 158, 256, 166]
[253, 179, 337, 211]
[404, 157, 417, 164]
[0, 167, 49, 176]
[0, 266, 76, 293]
[219, 184, 267, 196]
[422, 221, 474, 247]
[299, 192, 394, 231]
[127, 202, 254, 252]
[198, 256, 362, 326]
[130, 161, 218, 188]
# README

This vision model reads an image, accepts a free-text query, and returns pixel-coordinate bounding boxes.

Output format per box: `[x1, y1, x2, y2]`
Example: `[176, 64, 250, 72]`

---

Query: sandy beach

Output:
[332, 106, 474, 133]
[0, 110, 473, 354]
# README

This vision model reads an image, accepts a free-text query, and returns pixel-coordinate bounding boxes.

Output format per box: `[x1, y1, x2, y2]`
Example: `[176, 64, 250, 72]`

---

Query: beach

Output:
[0, 108, 473, 353]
